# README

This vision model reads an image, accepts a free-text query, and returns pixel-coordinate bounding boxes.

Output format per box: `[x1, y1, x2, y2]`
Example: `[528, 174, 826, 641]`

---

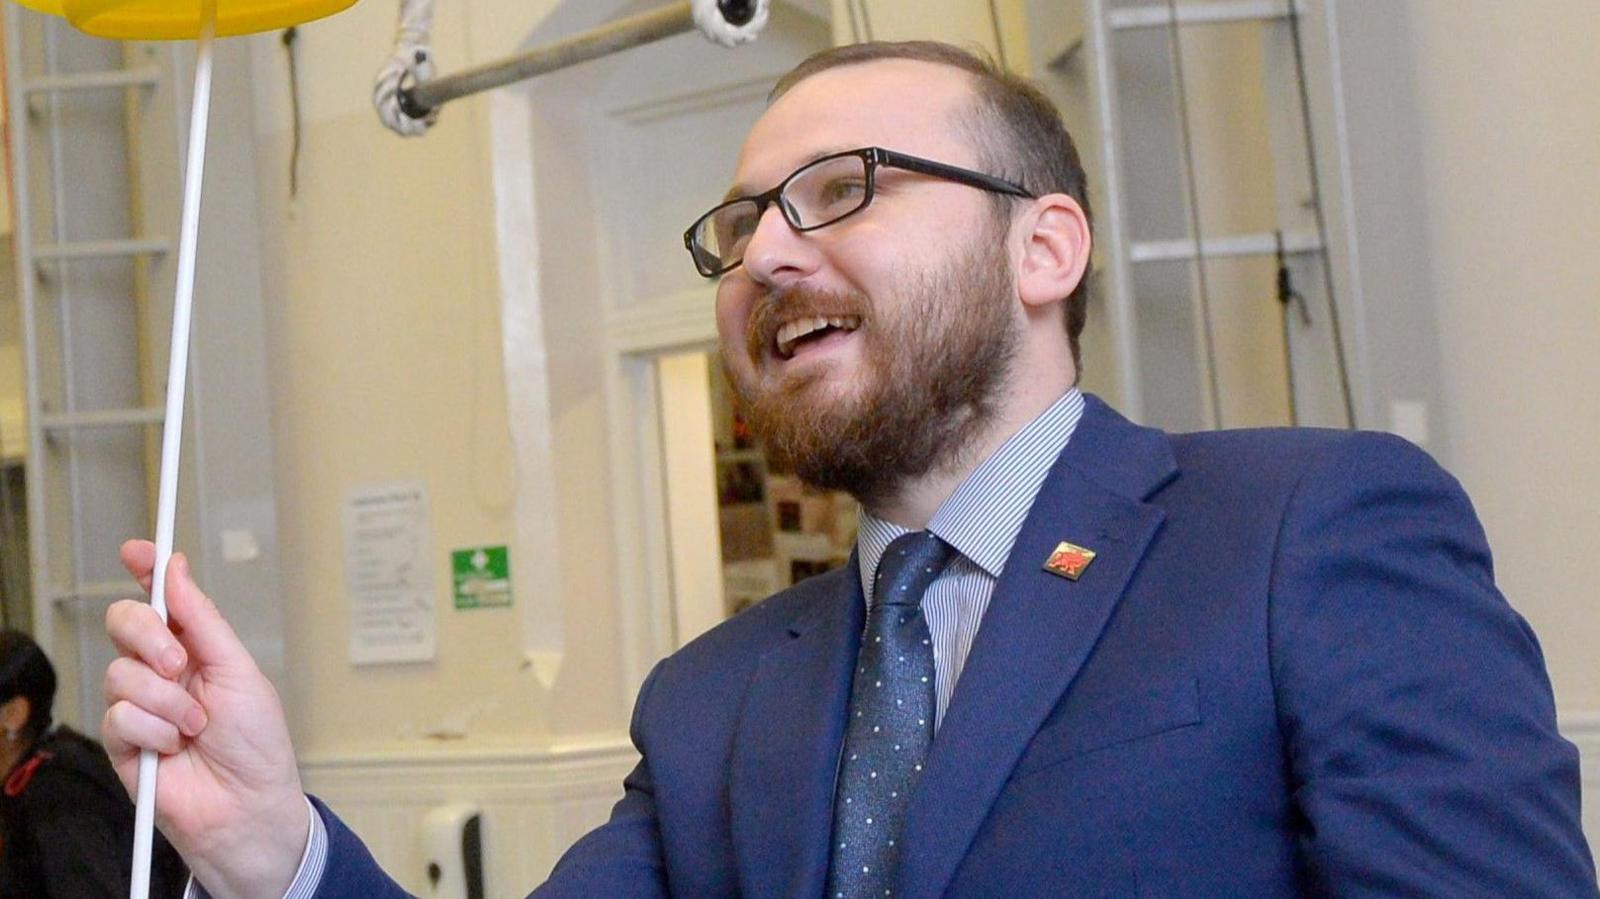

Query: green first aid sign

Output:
[452, 545, 511, 609]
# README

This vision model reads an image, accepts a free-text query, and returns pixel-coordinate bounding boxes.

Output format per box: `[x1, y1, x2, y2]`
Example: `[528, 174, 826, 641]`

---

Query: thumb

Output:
[161, 553, 251, 672]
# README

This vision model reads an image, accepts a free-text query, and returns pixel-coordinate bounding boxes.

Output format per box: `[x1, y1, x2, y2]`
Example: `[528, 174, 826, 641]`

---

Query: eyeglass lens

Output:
[692, 153, 871, 275]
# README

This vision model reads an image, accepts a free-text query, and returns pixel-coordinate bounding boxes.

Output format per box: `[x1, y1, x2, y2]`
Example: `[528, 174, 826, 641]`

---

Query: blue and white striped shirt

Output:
[856, 387, 1085, 730]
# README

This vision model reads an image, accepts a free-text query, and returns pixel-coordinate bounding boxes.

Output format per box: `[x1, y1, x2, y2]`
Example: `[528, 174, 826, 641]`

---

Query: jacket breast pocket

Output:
[1011, 677, 1202, 780]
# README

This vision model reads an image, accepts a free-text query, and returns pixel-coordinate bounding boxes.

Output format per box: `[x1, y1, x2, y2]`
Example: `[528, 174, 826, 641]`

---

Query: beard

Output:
[724, 234, 1020, 507]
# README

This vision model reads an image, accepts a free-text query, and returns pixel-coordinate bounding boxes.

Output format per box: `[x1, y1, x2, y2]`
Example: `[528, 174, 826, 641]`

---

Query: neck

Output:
[865, 367, 1076, 530]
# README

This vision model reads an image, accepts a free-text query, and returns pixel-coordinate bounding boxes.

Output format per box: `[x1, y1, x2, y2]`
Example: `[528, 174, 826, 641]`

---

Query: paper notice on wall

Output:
[343, 481, 437, 665]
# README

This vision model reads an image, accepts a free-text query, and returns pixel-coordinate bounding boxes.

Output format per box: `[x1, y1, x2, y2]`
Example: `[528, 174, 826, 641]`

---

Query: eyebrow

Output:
[721, 145, 859, 203]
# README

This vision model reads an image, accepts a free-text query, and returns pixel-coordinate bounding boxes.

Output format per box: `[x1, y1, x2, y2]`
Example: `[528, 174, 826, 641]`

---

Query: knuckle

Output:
[105, 599, 148, 634]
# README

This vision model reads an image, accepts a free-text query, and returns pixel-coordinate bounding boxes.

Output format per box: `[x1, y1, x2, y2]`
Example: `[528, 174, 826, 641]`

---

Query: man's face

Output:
[713, 60, 1024, 504]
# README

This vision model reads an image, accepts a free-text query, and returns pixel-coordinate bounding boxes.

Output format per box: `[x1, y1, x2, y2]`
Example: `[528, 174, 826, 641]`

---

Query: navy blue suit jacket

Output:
[314, 397, 1597, 897]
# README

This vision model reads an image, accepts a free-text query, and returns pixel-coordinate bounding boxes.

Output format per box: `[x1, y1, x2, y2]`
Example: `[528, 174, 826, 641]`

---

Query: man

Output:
[103, 41, 1597, 897]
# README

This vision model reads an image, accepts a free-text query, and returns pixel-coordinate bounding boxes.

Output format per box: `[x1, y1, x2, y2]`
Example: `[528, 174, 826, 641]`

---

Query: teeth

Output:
[775, 315, 860, 358]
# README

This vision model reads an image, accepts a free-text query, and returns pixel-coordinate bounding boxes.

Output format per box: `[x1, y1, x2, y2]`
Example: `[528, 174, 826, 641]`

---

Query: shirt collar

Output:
[857, 387, 1086, 605]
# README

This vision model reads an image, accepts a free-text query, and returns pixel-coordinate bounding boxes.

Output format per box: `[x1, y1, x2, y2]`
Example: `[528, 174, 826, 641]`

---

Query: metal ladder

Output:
[4, 6, 187, 729]
[1074, 0, 1351, 431]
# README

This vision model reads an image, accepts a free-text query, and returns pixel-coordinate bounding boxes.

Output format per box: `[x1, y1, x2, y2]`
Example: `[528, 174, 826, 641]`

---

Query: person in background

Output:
[0, 629, 187, 897]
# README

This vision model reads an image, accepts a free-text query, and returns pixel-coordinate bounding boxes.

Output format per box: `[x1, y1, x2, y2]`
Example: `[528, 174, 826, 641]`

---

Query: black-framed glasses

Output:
[683, 146, 1035, 278]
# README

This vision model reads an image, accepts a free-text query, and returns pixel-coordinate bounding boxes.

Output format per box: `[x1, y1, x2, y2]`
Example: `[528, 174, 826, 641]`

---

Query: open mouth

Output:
[774, 315, 862, 359]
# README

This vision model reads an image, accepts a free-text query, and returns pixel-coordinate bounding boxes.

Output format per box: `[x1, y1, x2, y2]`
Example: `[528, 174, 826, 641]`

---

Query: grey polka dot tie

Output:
[826, 530, 955, 899]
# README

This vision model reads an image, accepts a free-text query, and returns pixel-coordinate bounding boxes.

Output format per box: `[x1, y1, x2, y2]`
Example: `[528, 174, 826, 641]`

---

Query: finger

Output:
[162, 553, 252, 672]
[101, 710, 140, 799]
[102, 699, 183, 756]
[120, 539, 157, 592]
[106, 599, 188, 680]
[103, 657, 208, 737]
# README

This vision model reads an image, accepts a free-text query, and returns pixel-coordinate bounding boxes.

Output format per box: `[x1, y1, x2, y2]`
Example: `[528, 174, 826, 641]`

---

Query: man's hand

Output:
[103, 540, 309, 899]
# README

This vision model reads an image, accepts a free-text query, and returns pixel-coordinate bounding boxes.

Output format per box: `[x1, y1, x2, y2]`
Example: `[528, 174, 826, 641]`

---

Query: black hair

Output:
[0, 630, 56, 740]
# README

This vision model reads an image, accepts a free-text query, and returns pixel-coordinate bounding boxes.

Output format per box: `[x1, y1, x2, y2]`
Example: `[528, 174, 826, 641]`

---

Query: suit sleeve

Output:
[303, 660, 672, 899]
[308, 796, 414, 898]
[1268, 432, 1598, 896]
[529, 659, 670, 899]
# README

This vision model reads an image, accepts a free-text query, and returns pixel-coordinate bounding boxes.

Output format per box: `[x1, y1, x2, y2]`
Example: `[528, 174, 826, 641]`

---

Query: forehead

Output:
[732, 59, 981, 190]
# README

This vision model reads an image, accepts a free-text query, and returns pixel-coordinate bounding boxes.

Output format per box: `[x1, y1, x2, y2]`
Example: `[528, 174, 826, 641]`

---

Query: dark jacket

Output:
[0, 727, 187, 898]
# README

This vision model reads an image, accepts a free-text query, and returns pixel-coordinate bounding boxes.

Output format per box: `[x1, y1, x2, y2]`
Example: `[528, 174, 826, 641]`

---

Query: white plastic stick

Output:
[130, 9, 215, 898]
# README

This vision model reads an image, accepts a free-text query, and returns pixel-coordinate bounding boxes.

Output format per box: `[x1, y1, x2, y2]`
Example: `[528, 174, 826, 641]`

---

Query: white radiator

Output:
[300, 737, 637, 896]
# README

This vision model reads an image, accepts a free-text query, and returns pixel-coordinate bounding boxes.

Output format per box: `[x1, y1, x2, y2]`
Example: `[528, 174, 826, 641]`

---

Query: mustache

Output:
[745, 285, 871, 361]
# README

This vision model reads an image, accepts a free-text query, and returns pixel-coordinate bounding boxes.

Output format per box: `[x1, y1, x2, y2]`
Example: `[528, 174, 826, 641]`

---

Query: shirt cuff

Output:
[183, 795, 328, 899]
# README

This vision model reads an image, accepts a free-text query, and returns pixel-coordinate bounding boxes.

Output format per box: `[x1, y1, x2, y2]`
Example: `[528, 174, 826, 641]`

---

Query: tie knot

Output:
[874, 530, 955, 607]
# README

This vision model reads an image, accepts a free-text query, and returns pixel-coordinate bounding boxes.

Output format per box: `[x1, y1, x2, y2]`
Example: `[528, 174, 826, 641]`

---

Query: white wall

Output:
[246, 0, 610, 759]
[1405, 0, 1600, 713]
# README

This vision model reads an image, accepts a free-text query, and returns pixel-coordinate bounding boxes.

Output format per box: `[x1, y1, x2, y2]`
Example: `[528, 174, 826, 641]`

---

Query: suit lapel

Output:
[729, 564, 864, 898]
[896, 397, 1178, 898]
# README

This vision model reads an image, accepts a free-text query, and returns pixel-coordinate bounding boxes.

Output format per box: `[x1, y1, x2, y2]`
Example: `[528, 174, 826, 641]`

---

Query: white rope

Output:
[373, 0, 770, 136]
[373, 0, 438, 136]
[692, 0, 768, 47]
[130, 6, 216, 898]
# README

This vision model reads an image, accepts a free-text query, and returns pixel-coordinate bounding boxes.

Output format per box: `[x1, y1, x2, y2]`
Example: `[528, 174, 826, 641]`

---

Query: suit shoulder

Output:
[1169, 426, 1447, 484]
[1152, 427, 1466, 530]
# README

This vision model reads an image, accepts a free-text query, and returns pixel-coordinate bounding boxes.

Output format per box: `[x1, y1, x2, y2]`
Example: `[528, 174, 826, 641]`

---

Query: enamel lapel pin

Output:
[1043, 541, 1097, 581]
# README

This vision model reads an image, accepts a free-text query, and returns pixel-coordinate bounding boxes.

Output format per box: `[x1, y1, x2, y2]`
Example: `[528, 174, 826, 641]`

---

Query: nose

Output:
[739, 200, 820, 289]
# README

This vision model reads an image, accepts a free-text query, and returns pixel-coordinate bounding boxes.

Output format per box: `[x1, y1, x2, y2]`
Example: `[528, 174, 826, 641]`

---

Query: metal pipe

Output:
[1164, 0, 1225, 430]
[1285, 0, 1357, 428]
[1084, 0, 1146, 423]
[401, 1, 698, 119]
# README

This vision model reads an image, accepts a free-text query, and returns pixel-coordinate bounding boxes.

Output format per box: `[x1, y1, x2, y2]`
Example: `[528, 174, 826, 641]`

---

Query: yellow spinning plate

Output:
[12, 0, 353, 38]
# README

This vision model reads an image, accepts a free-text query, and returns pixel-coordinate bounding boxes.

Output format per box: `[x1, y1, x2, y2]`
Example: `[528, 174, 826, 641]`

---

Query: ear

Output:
[1013, 193, 1091, 313]
[0, 696, 28, 736]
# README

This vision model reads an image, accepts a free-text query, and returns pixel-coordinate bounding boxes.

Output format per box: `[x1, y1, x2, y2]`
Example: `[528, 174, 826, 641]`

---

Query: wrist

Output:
[185, 790, 311, 899]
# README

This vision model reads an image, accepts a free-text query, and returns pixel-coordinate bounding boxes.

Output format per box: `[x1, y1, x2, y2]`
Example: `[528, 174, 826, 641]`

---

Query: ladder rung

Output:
[40, 407, 165, 430]
[1129, 231, 1323, 264]
[33, 238, 171, 261]
[23, 66, 163, 95]
[1109, 0, 1297, 30]
[51, 580, 144, 605]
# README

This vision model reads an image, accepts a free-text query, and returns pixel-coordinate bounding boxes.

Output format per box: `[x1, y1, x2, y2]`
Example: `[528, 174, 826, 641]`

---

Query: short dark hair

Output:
[0, 630, 56, 740]
[772, 41, 1093, 370]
